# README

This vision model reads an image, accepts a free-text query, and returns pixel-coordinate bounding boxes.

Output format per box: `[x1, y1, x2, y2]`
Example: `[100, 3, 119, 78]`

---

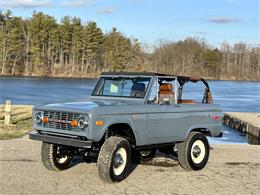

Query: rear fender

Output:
[184, 124, 222, 140]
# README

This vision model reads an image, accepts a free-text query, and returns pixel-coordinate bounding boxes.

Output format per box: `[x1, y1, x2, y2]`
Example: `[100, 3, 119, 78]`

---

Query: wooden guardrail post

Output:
[4, 100, 12, 126]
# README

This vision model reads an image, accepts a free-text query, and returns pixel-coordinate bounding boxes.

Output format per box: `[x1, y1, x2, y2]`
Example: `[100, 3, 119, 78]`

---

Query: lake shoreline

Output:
[1, 73, 260, 82]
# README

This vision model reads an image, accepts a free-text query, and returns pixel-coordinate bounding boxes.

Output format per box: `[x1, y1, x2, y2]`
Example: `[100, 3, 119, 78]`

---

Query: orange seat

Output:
[159, 84, 174, 95]
[180, 99, 196, 104]
[158, 83, 174, 104]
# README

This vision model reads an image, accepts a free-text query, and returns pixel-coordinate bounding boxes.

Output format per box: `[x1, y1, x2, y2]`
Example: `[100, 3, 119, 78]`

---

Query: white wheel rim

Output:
[113, 147, 127, 176]
[191, 140, 206, 164]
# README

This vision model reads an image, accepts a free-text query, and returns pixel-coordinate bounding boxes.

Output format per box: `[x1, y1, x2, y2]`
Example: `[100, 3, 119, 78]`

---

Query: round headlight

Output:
[78, 116, 88, 129]
[35, 112, 43, 124]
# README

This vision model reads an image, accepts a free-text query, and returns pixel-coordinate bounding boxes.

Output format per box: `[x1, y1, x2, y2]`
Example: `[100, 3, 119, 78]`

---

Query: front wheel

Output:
[41, 142, 72, 171]
[97, 136, 131, 183]
[178, 132, 209, 171]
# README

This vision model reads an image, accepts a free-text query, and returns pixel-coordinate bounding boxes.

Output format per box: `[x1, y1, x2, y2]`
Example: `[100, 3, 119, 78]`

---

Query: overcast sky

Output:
[0, 0, 259, 46]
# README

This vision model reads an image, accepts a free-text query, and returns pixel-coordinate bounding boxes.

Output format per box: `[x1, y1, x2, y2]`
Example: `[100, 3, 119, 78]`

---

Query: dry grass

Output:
[0, 119, 32, 140]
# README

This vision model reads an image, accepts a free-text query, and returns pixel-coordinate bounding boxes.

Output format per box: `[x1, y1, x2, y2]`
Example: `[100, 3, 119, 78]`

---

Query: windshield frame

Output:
[91, 75, 153, 100]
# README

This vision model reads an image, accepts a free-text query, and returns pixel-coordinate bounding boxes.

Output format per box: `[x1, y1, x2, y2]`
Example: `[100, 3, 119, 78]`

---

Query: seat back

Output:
[130, 83, 145, 97]
[158, 83, 175, 104]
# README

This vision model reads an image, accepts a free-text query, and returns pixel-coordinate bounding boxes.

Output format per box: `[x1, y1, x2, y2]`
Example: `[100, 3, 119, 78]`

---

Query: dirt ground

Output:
[0, 136, 260, 195]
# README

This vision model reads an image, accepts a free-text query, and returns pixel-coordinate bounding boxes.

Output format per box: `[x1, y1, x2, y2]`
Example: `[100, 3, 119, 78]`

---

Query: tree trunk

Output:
[1, 37, 6, 74]
[81, 50, 85, 71]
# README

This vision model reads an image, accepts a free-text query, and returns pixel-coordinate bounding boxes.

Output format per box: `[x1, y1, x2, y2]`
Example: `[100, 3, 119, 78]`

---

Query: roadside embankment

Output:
[0, 102, 32, 139]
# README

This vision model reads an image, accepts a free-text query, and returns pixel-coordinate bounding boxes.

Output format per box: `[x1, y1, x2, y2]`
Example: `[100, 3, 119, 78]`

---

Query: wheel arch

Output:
[187, 128, 212, 138]
[107, 123, 137, 147]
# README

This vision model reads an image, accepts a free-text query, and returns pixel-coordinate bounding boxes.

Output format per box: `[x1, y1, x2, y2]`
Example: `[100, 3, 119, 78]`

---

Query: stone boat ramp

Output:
[223, 112, 260, 144]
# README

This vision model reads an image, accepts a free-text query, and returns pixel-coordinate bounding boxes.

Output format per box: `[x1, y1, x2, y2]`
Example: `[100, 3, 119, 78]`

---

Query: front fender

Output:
[88, 115, 144, 146]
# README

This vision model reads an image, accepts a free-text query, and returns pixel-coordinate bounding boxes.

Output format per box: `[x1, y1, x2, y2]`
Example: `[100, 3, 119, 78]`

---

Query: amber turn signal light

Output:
[70, 120, 78, 127]
[42, 117, 49, 123]
[95, 120, 104, 126]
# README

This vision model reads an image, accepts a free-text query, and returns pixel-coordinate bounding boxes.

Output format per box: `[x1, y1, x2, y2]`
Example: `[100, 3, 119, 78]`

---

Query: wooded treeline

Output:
[0, 10, 143, 77]
[0, 10, 259, 80]
[150, 39, 260, 80]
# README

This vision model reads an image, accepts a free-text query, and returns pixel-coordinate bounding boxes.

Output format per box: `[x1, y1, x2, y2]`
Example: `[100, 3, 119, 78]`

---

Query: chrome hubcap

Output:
[113, 147, 127, 176]
[113, 153, 124, 168]
[191, 140, 206, 164]
[192, 145, 201, 158]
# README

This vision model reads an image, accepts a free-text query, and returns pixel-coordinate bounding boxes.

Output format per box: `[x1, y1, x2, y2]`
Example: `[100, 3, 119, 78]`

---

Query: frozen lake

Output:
[1, 76, 259, 144]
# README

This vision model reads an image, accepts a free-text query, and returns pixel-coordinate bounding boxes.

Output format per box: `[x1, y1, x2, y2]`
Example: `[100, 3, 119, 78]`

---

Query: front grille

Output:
[39, 111, 81, 132]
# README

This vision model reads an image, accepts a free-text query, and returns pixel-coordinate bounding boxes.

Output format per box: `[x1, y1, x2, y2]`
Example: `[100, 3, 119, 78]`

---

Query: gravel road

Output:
[0, 136, 260, 195]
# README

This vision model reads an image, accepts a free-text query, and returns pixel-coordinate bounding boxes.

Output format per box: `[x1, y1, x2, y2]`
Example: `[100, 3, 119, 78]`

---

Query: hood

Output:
[34, 99, 143, 113]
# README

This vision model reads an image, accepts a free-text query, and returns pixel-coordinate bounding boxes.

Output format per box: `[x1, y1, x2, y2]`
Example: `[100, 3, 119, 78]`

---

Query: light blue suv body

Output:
[29, 72, 223, 149]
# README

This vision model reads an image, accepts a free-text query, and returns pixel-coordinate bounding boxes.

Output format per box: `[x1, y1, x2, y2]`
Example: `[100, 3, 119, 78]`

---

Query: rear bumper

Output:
[29, 131, 92, 149]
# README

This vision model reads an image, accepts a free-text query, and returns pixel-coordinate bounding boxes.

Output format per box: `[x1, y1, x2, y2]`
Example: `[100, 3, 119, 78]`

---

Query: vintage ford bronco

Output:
[29, 72, 223, 183]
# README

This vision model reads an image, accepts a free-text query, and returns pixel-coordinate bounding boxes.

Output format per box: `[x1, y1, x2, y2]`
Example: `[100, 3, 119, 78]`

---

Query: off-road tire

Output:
[41, 142, 71, 171]
[97, 136, 131, 183]
[178, 132, 209, 171]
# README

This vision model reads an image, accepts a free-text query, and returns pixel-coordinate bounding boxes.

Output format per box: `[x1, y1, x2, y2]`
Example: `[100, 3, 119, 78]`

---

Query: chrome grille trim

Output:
[38, 111, 81, 132]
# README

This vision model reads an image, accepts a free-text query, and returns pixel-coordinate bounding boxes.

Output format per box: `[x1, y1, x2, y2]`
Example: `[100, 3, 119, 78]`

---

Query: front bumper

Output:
[29, 131, 92, 149]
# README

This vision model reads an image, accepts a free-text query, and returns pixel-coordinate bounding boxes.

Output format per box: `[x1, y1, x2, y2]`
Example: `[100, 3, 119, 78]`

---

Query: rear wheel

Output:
[41, 142, 72, 171]
[97, 136, 131, 183]
[178, 132, 209, 171]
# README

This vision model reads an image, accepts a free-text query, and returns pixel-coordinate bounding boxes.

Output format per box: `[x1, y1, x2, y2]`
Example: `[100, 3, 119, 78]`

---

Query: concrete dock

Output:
[223, 112, 260, 144]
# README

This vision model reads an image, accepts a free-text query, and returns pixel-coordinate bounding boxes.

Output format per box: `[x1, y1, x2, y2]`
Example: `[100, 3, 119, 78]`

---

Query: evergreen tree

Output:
[103, 28, 131, 71]
[129, 39, 144, 71]
[7, 16, 26, 75]
[0, 9, 12, 74]
[83, 21, 104, 72]
[29, 12, 57, 75]
[58, 16, 73, 71]
[71, 17, 83, 72]
[202, 49, 222, 77]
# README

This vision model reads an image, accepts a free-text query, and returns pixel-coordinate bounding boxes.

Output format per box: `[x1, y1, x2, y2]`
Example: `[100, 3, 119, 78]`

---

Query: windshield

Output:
[92, 76, 151, 98]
